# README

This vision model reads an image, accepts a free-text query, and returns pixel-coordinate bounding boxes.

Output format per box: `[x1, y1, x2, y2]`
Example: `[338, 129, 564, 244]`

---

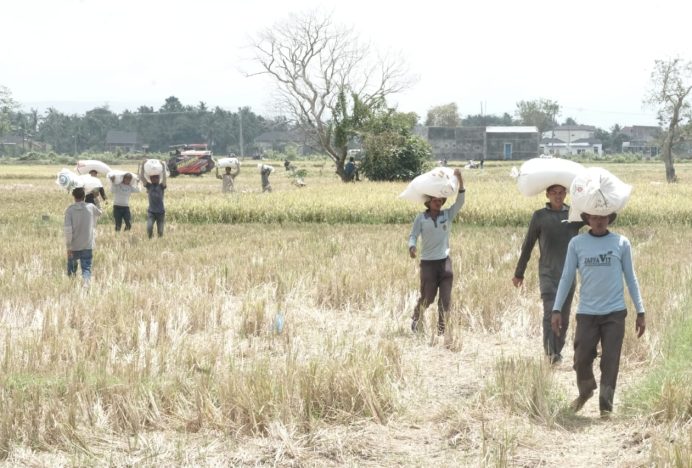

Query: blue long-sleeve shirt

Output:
[408, 191, 465, 260]
[554, 231, 645, 315]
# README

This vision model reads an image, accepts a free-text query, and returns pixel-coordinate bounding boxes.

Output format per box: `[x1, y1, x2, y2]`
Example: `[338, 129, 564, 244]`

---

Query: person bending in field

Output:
[551, 212, 645, 418]
[139, 162, 167, 239]
[110, 172, 140, 231]
[512, 184, 585, 364]
[408, 168, 465, 335]
[64, 186, 102, 286]
[260, 164, 273, 192]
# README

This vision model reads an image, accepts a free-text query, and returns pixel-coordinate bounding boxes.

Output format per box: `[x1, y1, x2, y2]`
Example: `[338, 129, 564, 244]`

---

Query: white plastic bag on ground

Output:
[568, 167, 632, 222]
[75, 160, 111, 175]
[399, 167, 459, 203]
[107, 170, 138, 185]
[511, 157, 586, 197]
[217, 157, 239, 169]
[56, 168, 81, 192]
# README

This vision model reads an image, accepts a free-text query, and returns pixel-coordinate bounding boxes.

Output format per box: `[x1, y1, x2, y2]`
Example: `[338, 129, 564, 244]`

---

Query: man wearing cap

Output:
[551, 212, 646, 417]
[512, 185, 584, 364]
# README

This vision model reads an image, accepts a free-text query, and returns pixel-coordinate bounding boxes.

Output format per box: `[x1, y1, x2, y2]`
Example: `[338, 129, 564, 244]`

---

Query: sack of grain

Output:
[568, 167, 632, 222]
[217, 157, 240, 170]
[77, 174, 103, 193]
[399, 167, 459, 203]
[258, 163, 274, 174]
[56, 168, 81, 192]
[75, 159, 111, 175]
[510, 157, 586, 197]
[107, 170, 138, 185]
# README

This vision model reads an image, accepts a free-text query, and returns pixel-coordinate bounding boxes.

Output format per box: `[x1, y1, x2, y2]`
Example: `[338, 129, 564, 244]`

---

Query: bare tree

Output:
[646, 58, 692, 183]
[247, 11, 409, 180]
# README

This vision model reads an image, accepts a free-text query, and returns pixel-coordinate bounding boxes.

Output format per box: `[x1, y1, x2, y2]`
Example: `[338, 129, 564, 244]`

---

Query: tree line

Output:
[0, 93, 286, 156]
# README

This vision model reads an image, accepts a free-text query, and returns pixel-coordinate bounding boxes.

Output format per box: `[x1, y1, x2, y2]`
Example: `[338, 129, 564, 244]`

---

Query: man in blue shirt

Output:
[408, 168, 465, 335]
[552, 211, 646, 417]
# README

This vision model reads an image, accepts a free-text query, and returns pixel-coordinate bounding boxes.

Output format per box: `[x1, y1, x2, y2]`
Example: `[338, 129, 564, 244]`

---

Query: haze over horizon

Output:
[4, 0, 689, 130]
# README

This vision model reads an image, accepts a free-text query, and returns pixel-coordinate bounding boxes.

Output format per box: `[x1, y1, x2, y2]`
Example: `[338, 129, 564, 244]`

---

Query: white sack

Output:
[511, 157, 585, 197]
[568, 167, 632, 222]
[77, 174, 103, 193]
[75, 159, 111, 175]
[217, 157, 240, 169]
[399, 167, 459, 203]
[107, 170, 138, 185]
[144, 159, 165, 176]
[258, 164, 274, 174]
[56, 168, 81, 192]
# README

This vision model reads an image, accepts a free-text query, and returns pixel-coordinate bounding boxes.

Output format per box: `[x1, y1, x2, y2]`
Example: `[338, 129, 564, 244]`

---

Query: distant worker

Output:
[344, 156, 360, 182]
[64, 186, 102, 285]
[216, 158, 239, 193]
[139, 161, 167, 238]
[259, 164, 273, 192]
[109, 172, 140, 231]
[85, 169, 107, 208]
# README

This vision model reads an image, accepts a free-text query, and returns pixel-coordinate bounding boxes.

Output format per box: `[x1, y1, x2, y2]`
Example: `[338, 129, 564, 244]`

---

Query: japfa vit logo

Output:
[584, 251, 613, 267]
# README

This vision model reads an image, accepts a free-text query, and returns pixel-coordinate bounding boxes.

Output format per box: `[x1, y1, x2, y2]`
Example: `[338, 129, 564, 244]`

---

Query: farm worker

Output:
[551, 212, 645, 417]
[216, 164, 239, 193]
[259, 164, 273, 192]
[344, 156, 360, 182]
[85, 169, 107, 208]
[139, 161, 167, 238]
[64, 186, 102, 285]
[110, 172, 140, 231]
[408, 168, 465, 335]
[512, 184, 584, 364]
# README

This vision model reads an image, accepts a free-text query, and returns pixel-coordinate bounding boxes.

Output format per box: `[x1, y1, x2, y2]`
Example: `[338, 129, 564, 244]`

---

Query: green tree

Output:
[248, 11, 409, 181]
[425, 102, 460, 127]
[646, 58, 692, 182]
[460, 112, 514, 126]
[360, 108, 431, 181]
[515, 99, 561, 134]
[0, 85, 19, 137]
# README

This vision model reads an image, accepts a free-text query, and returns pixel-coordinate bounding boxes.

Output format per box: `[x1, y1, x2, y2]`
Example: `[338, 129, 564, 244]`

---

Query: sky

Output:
[2, 0, 690, 130]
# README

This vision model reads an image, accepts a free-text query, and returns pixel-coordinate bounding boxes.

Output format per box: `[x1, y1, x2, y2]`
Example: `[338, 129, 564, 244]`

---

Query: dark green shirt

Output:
[514, 203, 584, 296]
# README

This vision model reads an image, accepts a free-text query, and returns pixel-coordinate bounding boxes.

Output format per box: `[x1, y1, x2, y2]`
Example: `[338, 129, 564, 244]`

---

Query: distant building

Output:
[422, 126, 539, 161]
[621, 125, 661, 158]
[0, 134, 49, 153]
[540, 124, 602, 156]
[106, 130, 144, 153]
[254, 130, 320, 155]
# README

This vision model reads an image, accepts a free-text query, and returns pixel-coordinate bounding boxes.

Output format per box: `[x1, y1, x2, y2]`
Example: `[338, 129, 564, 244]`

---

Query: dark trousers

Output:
[542, 283, 576, 358]
[67, 249, 93, 282]
[412, 257, 453, 333]
[573, 310, 627, 412]
[113, 205, 132, 231]
[147, 211, 165, 238]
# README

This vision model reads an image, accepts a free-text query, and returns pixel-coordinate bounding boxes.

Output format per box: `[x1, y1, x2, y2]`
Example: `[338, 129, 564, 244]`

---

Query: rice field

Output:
[0, 160, 690, 466]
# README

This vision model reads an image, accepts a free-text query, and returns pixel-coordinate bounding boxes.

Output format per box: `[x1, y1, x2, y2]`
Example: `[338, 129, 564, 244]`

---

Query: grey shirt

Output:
[64, 201, 102, 250]
[514, 203, 584, 296]
[408, 192, 466, 261]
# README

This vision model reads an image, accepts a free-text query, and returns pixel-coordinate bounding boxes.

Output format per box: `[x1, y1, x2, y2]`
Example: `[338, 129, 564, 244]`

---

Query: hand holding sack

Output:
[142, 159, 169, 183]
[218, 157, 240, 170]
[399, 167, 460, 203]
[107, 170, 139, 185]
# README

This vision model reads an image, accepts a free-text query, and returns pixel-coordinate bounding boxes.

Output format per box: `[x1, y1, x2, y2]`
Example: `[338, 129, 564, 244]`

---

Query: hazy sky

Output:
[3, 0, 690, 129]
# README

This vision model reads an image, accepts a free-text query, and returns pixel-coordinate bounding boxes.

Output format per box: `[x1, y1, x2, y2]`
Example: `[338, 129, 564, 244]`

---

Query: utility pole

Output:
[238, 107, 244, 158]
